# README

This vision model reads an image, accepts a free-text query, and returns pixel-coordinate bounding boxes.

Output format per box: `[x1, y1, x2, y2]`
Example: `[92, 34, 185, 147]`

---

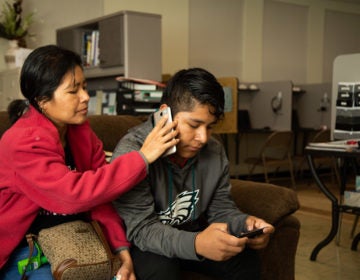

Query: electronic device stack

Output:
[334, 82, 360, 140]
[116, 77, 165, 115]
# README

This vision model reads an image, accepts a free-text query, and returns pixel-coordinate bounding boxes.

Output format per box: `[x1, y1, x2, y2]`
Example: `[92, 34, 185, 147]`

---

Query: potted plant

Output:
[0, 0, 34, 48]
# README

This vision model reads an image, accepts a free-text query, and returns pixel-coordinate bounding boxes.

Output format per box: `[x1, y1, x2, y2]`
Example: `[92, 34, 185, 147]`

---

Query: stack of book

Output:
[116, 77, 165, 114]
[88, 90, 117, 115]
[82, 30, 100, 67]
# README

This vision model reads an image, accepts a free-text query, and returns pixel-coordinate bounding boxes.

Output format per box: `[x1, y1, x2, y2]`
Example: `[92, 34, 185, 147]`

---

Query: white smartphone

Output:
[153, 107, 177, 157]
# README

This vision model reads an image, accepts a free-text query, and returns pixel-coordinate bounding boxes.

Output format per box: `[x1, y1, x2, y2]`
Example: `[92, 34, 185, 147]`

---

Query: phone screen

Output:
[238, 227, 265, 238]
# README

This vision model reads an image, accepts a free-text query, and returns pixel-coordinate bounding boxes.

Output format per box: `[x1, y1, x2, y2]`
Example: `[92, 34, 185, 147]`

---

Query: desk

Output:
[305, 146, 360, 261]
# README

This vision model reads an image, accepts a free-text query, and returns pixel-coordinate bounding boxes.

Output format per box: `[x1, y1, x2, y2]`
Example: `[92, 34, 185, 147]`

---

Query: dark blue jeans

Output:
[130, 246, 261, 280]
[0, 246, 53, 280]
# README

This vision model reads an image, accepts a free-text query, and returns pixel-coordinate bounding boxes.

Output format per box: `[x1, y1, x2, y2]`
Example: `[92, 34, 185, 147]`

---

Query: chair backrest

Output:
[260, 131, 293, 160]
[311, 129, 330, 143]
[213, 77, 238, 134]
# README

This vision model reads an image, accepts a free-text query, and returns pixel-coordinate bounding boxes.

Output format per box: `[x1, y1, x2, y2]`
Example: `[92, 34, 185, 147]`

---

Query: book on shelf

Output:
[88, 90, 102, 115]
[88, 90, 117, 115]
[134, 107, 157, 113]
[116, 77, 164, 115]
[134, 90, 163, 102]
[82, 30, 100, 67]
[116, 84, 135, 115]
[117, 76, 165, 91]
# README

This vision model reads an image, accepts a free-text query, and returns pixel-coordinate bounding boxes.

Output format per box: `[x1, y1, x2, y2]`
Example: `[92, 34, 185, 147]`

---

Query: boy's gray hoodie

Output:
[112, 116, 248, 260]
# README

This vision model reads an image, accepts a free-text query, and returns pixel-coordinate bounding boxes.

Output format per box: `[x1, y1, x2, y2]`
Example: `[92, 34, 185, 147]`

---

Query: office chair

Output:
[244, 131, 296, 188]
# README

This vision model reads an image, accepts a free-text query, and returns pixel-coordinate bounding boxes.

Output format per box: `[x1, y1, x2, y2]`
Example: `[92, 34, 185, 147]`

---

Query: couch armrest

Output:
[230, 179, 299, 224]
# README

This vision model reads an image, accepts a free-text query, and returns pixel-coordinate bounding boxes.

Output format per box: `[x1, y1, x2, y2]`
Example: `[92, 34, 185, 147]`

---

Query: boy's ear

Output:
[159, 104, 168, 110]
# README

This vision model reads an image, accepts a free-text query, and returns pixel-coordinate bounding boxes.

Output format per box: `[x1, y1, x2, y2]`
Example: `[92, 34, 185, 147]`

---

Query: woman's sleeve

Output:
[89, 203, 130, 251]
[5, 126, 147, 214]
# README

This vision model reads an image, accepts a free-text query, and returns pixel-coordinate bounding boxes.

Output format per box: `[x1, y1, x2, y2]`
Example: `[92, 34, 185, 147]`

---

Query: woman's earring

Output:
[40, 106, 46, 114]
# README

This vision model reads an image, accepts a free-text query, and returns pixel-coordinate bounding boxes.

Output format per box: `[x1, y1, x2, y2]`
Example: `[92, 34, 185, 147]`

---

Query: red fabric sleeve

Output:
[90, 203, 130, 250]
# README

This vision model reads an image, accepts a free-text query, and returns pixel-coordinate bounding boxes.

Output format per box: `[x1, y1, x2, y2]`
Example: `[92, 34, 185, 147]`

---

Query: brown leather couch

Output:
[0, 112, 300, 280]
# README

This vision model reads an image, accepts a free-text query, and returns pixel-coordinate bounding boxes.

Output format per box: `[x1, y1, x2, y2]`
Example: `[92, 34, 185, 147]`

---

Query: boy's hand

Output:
[195, 223, 247, 261]
[244, 216, 275, 250]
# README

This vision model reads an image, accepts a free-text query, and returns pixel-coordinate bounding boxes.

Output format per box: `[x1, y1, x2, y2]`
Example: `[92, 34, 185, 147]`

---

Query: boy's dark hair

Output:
[160, 68, 225, 120]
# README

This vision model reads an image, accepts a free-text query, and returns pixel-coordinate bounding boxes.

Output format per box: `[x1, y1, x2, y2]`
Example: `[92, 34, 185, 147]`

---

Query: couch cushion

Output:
[230, 179, 299, 224]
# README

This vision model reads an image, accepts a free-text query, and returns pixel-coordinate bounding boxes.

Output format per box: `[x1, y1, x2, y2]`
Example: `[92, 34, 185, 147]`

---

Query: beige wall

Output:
[0, 0, 103, 70]
[1, 0, 360, 84]
[103, 0, 189, 76]
[188, 0, 244, 78]
[148, 0, 360, 84]
[187, 0, 360, 84]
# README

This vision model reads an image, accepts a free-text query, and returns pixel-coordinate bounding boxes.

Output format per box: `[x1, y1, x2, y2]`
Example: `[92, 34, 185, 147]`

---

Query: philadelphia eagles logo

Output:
[158, 190, 199, 226]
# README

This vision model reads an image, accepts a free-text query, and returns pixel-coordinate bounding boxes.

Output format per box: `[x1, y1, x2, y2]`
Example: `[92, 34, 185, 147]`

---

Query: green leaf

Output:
[0, 0, 34, 40]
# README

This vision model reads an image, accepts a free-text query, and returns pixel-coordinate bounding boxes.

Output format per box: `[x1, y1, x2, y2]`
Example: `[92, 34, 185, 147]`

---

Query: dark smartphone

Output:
[237, 227, 265, 238]
[153, 107, 177, 157]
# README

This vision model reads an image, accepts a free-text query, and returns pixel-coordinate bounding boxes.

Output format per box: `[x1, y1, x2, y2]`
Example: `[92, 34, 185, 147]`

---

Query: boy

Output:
[112, 68, 274, 280]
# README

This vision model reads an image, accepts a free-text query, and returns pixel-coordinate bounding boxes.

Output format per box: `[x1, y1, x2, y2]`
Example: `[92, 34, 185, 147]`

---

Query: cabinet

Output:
[56, 11, 162, 91]
[0, 68, 22, 111]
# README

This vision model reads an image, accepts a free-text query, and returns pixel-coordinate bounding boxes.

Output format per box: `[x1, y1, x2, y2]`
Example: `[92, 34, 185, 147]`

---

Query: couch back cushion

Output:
[0, 112, 143, 152]
[88, 115, 144, 152]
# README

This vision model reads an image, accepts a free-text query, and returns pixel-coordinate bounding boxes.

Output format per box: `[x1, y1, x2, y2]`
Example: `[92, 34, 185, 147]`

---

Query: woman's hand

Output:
[140, 115, 179, 163]
[114, 249, 136, 280]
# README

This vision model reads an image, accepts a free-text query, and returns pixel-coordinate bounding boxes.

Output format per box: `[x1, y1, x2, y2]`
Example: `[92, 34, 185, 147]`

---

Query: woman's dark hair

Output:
[8, 45, 83, 124]
[160, 68, 224, 120]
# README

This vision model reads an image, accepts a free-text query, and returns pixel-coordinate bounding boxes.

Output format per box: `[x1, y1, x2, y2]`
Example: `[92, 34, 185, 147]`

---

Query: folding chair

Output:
[244, 131, 295, 188]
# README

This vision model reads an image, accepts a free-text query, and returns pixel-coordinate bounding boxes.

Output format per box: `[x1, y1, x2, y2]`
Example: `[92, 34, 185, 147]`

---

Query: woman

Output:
[0, 45, 178, 279]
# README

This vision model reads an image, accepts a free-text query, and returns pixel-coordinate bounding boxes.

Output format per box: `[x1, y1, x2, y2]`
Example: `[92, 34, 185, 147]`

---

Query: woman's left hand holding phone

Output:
[140, 115, 179, 163]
